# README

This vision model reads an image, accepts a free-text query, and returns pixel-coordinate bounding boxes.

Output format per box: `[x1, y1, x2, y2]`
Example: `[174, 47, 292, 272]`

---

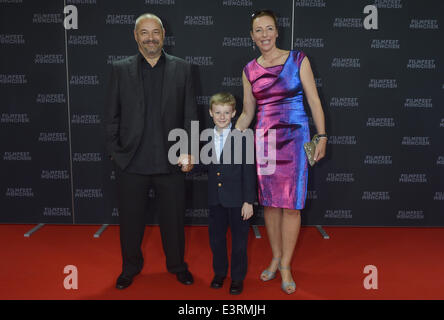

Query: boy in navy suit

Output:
[204, 92, 256, 295]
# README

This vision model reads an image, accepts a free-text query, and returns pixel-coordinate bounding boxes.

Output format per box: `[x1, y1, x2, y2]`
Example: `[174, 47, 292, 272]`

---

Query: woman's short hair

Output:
[250, 9, 278, 30]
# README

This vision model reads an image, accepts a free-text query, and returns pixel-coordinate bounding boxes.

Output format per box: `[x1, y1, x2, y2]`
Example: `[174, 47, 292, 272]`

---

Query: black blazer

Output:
[104, 51, 198, 172]
[202, 129, 257, 208]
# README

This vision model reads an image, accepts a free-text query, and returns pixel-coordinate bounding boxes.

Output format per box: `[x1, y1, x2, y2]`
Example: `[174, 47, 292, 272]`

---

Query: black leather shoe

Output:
[115, 274, 134, 290]
[230, 280, 243, 295]
[210, 275, 226, 289]
[176, 270, 194, 285]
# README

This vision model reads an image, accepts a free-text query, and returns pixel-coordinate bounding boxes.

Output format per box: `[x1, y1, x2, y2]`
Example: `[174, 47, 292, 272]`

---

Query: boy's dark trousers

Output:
[208, 204, 250, 281]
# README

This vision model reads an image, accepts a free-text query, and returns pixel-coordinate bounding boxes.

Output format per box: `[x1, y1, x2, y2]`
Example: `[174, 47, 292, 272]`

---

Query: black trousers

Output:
[116, 167, 188, 277]
[208, 204, 250, 281]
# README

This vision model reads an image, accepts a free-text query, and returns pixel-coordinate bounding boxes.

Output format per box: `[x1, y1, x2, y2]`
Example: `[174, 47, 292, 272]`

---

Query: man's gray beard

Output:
[141, 45, 162, 58]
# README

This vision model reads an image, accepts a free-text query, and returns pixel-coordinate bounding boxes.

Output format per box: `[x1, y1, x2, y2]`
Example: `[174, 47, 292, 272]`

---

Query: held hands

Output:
[314, 137, 327, 163]
[177, 154, 194, 172]
[241, 202, 254, 220]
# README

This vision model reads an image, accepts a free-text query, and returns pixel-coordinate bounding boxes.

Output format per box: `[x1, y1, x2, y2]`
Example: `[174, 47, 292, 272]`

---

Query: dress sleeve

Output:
[243, 59, 256, 84]
[296, 50, 306, 69]
[243, 64, 251, 83]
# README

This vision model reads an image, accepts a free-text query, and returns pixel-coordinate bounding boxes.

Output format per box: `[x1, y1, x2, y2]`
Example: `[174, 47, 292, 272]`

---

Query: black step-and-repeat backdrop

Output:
[1, 0, 443, 226]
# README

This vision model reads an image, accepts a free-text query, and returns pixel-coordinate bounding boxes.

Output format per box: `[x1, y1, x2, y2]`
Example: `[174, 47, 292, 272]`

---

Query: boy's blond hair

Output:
[209, 92, 236, 111]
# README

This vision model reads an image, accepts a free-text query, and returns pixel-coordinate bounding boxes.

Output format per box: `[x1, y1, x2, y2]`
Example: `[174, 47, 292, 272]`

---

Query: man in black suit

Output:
[104, 13, 197, 289]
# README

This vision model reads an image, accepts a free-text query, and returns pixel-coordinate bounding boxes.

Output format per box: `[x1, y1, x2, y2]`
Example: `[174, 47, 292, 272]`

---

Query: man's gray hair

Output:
[134, 13, 164, 30]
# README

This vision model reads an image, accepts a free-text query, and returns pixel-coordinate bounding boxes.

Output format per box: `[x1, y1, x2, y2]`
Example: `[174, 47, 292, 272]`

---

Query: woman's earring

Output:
[252, 42, 256, 51]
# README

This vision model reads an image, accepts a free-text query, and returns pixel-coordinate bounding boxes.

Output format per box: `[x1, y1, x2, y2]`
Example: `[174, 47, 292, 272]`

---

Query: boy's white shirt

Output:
[213, 122, 232, 161]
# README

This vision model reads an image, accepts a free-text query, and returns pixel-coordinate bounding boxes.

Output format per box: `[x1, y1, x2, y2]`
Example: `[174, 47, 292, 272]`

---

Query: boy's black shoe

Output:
[210, 275, 226, 289]
[229, 280, 243, 295]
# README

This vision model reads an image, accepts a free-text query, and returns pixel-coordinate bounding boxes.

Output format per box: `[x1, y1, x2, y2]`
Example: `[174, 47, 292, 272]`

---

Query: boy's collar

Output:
[214, 122, 232, 135]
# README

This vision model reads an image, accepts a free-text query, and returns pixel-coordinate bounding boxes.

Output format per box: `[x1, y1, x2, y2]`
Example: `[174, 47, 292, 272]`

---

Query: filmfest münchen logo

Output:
[196, 96, 211, 106]
[407, 59, 436, 69]
[434, 192, 444, 200]
[41, 170, 69, 180]
[330, 97, 359, 108]
[364, 155, 392, 165]
[144, 0, 175, 4]
[38, 133, 67, 142]
[185, 56, 214, 66]
[397, 210, 424, 220]
[404, 98, 432, 108]
[222, 0, 252, 6]
[222, 77, 242, 87]
[399, 174, 427, 183]
[3, 152, 31, 161]
[5, 188, 34, 197]
[295, 0, 326, 7]
[70, 75, 99, 85]
[75, 189, 103, 198]
[328, 136, 357, 145]
[401, 137, 430, 146]
[71, 114, 101, 124]
[362, 192, 390, 200]
[0, 34, 25, 44]
[67, 0, 97, 3]
[112, 208, 119, 217]
[374, 0, 402, 8]
[371, 39, 400, 49]
[331, 58, 360, 68]
[105, 14, 135, 24]
[277, 17, 291, 28]
[73, 153, 102, 162]
[1, 113, 29, 123]
[366, 117, 395, 127]
[35, 54, 64, 64]
[163, 36, 175, 47]
[333, 18, 362, 28]
[32, 13, 63, 23]
[436, 156, 444, 165]
[222, 37, 252, 47]
[43, 208, 71, 217]
[184, 16, 214, 25]
[0, 74, 27, 84]
[326, 173, 354, 183]
[294, 38, 324, 48]
[325, 210, 352, 219]
[409, 19, 439, 29]
[369, 79, 397, 88]
[36, 94, 66, 103]
[68, 35, 98, 45]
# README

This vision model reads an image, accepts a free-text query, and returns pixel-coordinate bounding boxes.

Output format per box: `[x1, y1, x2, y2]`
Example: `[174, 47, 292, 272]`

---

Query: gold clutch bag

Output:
[304, 134, 320, 167]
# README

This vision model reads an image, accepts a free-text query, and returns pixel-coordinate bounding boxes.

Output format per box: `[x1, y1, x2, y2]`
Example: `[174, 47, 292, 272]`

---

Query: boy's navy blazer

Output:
[202, 128, 257, 208]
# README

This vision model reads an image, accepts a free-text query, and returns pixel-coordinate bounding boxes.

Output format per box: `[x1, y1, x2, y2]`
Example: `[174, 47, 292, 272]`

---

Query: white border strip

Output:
[64, 0, 75, 224]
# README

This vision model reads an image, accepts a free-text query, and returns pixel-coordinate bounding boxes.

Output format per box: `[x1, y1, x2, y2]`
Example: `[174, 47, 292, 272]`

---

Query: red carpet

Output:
[0, 224, 443, 300]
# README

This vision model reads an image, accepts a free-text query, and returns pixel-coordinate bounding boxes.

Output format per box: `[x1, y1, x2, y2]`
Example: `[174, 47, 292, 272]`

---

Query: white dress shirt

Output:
[214, 123, 232, 161]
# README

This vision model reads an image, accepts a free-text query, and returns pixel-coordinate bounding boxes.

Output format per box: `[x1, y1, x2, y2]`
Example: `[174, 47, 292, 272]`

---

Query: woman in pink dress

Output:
[236, 10, 327, 294]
